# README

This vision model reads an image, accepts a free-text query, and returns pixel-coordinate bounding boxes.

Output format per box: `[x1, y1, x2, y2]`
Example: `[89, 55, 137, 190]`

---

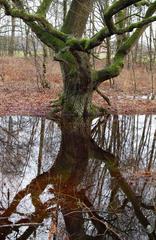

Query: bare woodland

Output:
[0, 2, 156, 239]
[0, 0, 156, 116]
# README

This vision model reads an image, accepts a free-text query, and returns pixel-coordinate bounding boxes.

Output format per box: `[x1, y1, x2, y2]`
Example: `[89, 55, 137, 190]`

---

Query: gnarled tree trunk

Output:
[60, 52, 94, 116]
[1, 0, 156, 117]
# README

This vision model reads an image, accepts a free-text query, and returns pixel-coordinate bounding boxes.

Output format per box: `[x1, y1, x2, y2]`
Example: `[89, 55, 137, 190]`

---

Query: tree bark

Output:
[59, 51, 95, 117]
[8, 16, 15, 56]
[2, 0, 156, 117]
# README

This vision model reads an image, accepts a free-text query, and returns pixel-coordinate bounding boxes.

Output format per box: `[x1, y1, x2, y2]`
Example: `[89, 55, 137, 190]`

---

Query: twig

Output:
[0, 222, 43, 228]
[96, 88, 111, 106]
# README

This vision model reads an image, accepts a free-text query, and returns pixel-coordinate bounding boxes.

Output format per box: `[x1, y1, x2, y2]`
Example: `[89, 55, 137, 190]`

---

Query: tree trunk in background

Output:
[8, 17, 15, 56]
[63, 0, 67, 23]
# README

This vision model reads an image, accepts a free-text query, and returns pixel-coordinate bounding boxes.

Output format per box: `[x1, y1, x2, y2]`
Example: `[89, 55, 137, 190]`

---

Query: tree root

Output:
[46, 104, 62, 120]
[91, 104, 110, 117]
[48, 96, 110, 119]
[51, 105, 62, 113]
[47, 97, 63, 119]
[49, 98, 62, 107]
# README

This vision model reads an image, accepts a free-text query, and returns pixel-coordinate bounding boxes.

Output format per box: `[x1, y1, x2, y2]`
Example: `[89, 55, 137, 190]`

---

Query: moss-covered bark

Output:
[59, 51, 94, 117]
[1, 0, 156, 117]
[62, 0, 94, 37]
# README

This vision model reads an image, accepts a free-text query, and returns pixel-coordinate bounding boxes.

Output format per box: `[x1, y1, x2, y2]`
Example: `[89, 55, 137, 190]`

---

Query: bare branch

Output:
[0, 0, 68, 50]
[104, 0, 142, 33]
[37, 0, 53, 16]
[92, 0, 156, 86]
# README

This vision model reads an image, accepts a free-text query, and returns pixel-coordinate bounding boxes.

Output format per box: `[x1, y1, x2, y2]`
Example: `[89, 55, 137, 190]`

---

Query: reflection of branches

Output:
[37, 118, 45, 175]
[148, 130, 156, 171]
[16, 202, 56, 240]
[77, 190, 122, 240]
[0, 169, 57, 239]
[90, 139, 156, 239]
[0, 115, 155, 239]
[93, 115, 156, 168]
[0, 117, 123, 239]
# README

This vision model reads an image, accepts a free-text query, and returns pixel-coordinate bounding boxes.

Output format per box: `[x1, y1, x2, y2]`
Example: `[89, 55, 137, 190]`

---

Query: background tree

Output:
[1, 0, 156, 117]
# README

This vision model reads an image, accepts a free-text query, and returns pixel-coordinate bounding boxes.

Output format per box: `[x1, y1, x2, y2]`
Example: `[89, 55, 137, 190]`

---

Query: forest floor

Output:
[0, 57, 156, 116]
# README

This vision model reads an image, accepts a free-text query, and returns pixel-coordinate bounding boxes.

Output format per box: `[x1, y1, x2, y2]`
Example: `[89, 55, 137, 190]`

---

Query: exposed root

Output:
[46, 105, 62, 120]
[51, 106, 62, 113]
[49, 98, 62, 107]
[91, 104, 110, 117]
[48, 97, 110, 119]
[47, 97, 63, 119]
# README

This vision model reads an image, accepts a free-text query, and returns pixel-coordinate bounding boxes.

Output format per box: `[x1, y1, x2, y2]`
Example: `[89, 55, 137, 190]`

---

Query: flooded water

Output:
[0, 115, 155, 240]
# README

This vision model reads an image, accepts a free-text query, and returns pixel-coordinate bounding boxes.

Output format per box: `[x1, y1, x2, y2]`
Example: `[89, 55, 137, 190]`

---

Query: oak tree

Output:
[1, 0, 156, 117]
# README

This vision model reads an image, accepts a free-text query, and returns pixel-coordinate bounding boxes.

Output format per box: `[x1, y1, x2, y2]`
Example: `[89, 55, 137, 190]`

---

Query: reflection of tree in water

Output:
[92, 115, 156, 165]
[0, 116, 60, 214]
[0, 115, 155, 239]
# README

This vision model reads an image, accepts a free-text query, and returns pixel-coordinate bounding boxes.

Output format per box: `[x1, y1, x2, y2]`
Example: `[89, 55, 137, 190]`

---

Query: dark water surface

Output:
[0, 115, 155, 240]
